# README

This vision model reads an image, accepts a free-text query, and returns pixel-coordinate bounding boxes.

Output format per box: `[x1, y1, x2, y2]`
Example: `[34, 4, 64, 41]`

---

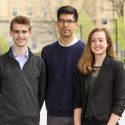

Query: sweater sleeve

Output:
[112, 61, 125, 117]
[38, 58, 46, 110]
[41, 48, 44, 60]
[41, 47, 47, 62]
[74, 69, 83, 109]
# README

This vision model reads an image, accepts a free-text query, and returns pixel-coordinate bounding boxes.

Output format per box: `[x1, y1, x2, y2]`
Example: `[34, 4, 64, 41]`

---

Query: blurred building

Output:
[1, 0, 124, 53]
[0, 0, 84, 53]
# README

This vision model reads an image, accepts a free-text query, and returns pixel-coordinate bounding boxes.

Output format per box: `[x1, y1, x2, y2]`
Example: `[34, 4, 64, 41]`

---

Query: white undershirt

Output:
[58, 37, 79, 47]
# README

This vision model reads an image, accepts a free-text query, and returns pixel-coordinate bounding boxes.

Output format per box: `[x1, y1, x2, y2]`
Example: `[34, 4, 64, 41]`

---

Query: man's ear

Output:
[29, 30, 32, 35]
[54, 21, 58, 31]
[75, 22, 79, 29]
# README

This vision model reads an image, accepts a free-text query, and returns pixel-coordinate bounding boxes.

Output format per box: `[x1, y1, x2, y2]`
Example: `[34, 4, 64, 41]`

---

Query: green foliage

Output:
[0, 35, 9, 55]
[111, 18, 125, 61]
[76, 9, 94, 42]
[116, 18, 125, 50]
[76, 9, 125, 62]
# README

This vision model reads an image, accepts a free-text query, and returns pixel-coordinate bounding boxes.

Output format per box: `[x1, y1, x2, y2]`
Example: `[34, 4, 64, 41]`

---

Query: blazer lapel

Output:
[93, 56, 111, 97]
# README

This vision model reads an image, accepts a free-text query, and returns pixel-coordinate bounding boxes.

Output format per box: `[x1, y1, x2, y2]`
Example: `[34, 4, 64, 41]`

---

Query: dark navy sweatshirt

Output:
[41, 40, 84, 117]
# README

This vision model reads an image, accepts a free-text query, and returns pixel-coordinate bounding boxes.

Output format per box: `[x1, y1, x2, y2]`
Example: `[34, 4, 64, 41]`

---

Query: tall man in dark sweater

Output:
[41, 6, 85, 125]
[0, 15, 46, 125]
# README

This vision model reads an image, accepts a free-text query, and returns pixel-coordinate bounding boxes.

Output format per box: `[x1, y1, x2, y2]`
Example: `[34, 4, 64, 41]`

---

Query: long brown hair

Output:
[78, 27, 115, 74]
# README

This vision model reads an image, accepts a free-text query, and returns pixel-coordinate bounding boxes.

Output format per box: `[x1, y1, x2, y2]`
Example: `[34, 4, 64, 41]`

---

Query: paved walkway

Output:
[40, 103, 125, 125]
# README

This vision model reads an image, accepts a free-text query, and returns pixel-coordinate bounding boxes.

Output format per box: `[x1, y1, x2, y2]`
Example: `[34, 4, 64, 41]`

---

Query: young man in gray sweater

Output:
[0, 15, 46, 125]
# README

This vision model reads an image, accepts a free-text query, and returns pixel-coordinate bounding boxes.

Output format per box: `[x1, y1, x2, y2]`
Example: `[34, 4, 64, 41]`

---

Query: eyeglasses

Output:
[58, 19, 76, 24]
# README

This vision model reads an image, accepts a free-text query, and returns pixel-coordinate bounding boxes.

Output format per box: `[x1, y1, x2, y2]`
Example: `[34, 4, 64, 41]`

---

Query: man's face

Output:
[10, 23, 31, 48]
[57, 14, 78, 38]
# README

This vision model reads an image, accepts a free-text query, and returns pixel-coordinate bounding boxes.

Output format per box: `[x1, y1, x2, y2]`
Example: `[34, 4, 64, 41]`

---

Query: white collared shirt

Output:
[12, 50, 29, 70]
[58, 37, 79, 47]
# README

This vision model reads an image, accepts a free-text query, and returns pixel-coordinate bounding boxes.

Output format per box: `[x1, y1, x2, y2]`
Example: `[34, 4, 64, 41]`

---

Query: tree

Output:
[109, 0, 125, 18]
[0, 35, 9, 55]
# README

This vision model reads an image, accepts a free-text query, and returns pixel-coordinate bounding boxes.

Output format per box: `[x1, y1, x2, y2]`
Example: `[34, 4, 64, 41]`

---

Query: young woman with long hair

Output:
[74, 27, 125, 125]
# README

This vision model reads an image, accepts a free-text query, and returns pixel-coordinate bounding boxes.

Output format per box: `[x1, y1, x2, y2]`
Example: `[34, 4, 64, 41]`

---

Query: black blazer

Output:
[74, 56, 125, 122]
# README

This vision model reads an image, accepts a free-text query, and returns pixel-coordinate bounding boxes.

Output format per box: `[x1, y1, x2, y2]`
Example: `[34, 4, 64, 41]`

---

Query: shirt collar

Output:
[12, 48, 29, 58]
[58, 37, 79, 47]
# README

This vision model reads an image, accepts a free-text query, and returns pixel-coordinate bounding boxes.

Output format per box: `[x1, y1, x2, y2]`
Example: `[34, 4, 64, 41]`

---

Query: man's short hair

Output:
[57, 5, 78, 22]
[10, 15, 31, 31]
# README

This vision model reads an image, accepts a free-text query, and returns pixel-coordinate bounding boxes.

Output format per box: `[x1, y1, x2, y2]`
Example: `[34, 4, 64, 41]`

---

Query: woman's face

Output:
[90, 31, 109, 56]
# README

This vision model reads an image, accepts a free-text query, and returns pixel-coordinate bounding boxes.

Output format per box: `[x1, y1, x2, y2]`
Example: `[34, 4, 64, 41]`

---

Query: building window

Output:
[26, 7, 32, 17]
[12, 7, 18, 16]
